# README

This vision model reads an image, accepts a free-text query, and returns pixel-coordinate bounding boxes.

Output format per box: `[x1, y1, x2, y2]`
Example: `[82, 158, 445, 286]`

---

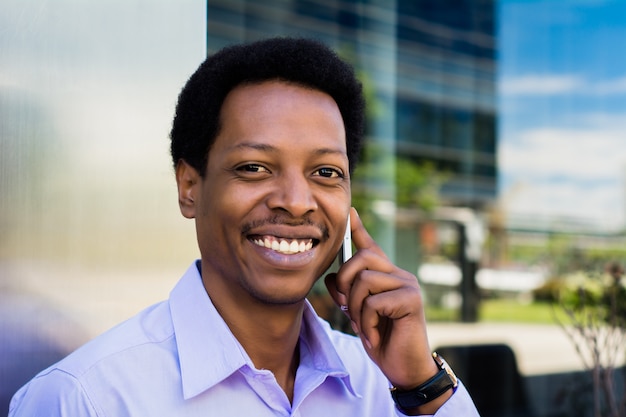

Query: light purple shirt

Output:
[10, 261, 479, 416]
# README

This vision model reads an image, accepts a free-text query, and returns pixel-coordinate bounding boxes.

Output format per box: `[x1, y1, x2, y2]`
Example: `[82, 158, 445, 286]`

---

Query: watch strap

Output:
[390, 353, 457, 409]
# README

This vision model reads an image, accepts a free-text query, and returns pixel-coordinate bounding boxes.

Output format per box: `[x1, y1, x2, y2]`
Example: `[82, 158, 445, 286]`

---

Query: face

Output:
[177, 81, 351, 307]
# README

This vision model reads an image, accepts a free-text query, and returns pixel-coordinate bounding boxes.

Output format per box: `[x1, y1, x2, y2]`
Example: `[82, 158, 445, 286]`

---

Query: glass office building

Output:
[207, 0, 497, 210]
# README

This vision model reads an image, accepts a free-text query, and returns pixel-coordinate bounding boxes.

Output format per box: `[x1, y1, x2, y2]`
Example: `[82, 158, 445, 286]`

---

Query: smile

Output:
[251, 235, 314, 254]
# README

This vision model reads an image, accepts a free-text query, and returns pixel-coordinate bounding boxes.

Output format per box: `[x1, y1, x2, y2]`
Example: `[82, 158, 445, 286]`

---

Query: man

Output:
[10, 38, 479, 416]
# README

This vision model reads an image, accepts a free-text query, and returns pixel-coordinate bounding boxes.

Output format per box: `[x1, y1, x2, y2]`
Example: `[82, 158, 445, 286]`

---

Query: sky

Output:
[497, 0, 626, 230]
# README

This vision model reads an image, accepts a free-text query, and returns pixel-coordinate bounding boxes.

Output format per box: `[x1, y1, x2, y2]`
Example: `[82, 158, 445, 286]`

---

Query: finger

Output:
[334, 250, 413, 305]
[358, 286, 422, 350]
[333, 207, 393, 298]
[345, 269, 400, 312]
[345, 269, 409, 333]
[349, 207, 387, 259]
[324, 273, 349, 315]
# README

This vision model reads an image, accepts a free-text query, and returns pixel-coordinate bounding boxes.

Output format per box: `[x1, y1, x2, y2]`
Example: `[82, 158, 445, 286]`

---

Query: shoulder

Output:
[61, 300, 175, 376]
[10, 300, 176, 415]
[9, 368, 98, 416]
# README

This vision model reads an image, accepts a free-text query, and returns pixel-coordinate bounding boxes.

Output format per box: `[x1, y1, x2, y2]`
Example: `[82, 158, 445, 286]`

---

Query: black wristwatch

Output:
[390, 352, 458, 410]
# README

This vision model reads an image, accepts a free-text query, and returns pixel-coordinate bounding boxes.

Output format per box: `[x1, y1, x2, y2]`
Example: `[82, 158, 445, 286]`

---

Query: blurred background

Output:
[1, 1, 625, 416]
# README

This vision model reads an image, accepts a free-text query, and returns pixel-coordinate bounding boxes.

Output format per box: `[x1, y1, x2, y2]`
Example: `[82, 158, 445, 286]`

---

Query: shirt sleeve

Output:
[393, 380, 480, 417]
[9, 369, 99, 417]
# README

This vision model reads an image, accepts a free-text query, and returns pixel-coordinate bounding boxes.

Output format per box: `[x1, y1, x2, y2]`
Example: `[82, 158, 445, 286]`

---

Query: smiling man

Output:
[9, 38, 479, 416]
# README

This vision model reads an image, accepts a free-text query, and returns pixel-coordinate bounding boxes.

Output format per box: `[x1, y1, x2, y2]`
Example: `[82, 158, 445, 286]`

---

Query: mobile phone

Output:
[339, 214, 352, 264]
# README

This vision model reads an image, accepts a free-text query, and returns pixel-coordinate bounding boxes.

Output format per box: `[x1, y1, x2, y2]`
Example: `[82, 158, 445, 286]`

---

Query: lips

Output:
[251, 235, 315, 254]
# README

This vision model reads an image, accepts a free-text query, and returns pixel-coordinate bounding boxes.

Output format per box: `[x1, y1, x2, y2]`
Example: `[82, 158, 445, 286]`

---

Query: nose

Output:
[266, 173, 318, 217]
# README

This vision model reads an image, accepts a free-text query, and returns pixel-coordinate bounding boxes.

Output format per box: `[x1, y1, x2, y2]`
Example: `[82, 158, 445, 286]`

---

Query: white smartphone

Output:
[339, 213, 352, 264]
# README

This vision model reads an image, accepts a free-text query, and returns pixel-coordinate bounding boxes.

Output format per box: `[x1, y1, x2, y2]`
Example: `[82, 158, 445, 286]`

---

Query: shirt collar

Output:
[298, 302, 359, 398]
[169, 261, 357, 399]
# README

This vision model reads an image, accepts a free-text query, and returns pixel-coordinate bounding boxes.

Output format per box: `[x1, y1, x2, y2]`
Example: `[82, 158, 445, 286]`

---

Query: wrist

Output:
[390, 352, 458, 414]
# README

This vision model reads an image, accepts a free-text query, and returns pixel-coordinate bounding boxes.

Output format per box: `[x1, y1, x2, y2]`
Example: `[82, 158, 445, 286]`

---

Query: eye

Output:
[236, 164, 270, 174]
[314, 167, 344, 178]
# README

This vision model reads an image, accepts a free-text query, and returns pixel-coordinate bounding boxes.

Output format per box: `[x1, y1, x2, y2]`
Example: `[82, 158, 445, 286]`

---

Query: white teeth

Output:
[252, 237, 314, 254]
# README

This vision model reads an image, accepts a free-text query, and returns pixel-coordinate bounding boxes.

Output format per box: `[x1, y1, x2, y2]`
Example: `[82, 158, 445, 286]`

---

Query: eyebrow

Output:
[229, 142, 346, 157]
[230, 142, 277, 153]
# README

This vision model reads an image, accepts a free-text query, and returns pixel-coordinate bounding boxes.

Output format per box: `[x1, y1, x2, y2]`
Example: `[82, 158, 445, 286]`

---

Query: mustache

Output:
[242, 215, 329, 240]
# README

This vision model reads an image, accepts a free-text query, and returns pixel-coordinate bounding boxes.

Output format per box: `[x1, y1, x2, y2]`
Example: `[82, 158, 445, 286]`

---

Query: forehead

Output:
[215, 81, 346, 152]
[221, 81, 342, 122]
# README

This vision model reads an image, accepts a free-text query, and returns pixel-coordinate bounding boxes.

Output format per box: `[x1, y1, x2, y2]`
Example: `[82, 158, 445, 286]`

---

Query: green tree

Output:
[555, 264, 626, 417]
[351, 141, 446, 232]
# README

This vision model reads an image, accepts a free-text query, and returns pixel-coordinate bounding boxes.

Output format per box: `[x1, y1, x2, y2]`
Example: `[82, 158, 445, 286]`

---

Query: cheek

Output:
[195, 187, 237, 246]
[199, 178, 251, 216]
[320, 194, 350, 221]
[198, 185, 263, 237]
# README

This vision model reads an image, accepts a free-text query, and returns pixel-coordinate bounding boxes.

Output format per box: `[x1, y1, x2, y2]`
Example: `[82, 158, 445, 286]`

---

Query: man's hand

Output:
[324, 207, 451, 414]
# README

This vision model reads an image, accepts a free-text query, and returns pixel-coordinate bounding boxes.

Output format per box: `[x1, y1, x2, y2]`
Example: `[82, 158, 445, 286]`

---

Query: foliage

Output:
[524, 235, 626, 416]
[553, 265, 626, 417]
[504, 234, 626, 273]
[533, 278, 566, 303]
[351, 141, 446, 231]
[480, 299, 556, 324]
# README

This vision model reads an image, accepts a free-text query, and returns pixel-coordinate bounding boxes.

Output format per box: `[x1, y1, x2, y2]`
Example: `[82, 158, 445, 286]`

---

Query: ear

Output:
[175, 160, 201, 219]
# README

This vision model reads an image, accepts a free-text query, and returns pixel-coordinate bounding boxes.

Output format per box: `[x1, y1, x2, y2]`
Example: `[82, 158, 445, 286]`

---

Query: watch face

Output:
[445, 365, 458, 387]
[434, 353, 458, 388]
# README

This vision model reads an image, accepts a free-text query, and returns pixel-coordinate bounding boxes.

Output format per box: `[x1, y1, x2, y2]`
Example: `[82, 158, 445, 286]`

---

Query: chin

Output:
[245, 280, 315, 306]
[251, 291, 310, 306]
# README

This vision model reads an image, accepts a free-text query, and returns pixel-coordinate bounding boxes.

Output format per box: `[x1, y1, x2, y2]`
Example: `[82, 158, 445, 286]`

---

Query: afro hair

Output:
[170, 37, 365, 176]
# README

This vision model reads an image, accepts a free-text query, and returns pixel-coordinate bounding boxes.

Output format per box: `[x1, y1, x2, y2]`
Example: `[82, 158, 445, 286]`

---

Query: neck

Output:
[204, 280, 305, 402]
